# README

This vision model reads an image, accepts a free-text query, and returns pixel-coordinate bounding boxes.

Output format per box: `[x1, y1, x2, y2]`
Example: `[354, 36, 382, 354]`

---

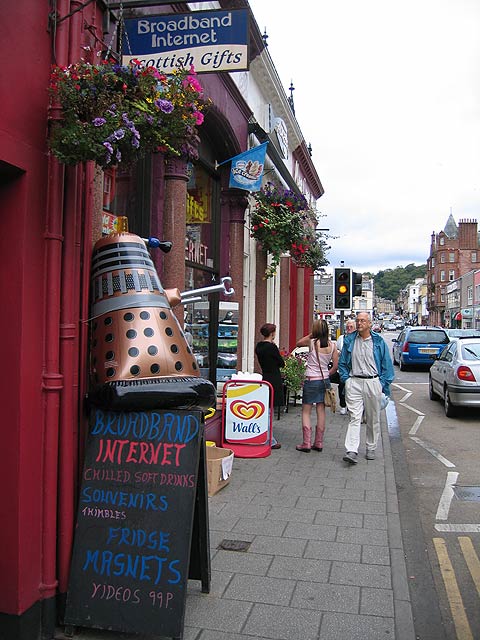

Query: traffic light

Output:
[334, 267, 352, 309]
[352, 271, 363, 297]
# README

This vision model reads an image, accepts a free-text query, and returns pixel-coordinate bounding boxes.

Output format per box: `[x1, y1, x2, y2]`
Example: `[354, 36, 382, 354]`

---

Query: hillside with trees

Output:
[368, 263, 427, 302]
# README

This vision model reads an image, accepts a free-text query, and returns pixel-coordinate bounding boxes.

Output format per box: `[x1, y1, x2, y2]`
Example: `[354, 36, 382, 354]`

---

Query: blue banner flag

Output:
[225, 143, 268, 192]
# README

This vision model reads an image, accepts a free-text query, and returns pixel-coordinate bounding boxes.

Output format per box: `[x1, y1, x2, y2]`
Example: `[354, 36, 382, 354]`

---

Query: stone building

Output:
[426, 214, 479, 325]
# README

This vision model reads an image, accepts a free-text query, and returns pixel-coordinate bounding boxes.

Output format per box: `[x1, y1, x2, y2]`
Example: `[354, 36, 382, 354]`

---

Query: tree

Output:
[373, 263, 426, 302]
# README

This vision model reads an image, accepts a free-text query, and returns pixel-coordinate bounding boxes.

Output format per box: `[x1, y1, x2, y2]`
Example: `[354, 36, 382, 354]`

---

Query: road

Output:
[382, 329, 480, 640]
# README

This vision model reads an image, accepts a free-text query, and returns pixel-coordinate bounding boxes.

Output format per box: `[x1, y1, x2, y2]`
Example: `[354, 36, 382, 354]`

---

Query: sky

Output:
[247, 0, 480, 274]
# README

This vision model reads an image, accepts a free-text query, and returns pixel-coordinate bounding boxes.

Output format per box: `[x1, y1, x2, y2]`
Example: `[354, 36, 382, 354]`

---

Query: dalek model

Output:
[88, 231, 232, 412]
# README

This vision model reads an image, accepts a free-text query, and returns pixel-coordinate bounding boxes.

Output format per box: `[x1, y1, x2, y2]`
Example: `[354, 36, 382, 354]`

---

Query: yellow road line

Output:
[433, 537, 473, 640]
[459, 536, 480, 599]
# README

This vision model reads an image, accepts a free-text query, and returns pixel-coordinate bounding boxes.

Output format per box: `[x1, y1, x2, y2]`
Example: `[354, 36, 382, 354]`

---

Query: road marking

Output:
[401, 403, 424, 416]
[400, 392, 412, 402]
[409, 414, 424, 436]
[458, 537, 480, 598]
[392, 383, 410, 392]
[433, 537, 473, 640]
[436, 472, 459, 520]
[435, 524, 480, 533]
[410, 436, 456, 468]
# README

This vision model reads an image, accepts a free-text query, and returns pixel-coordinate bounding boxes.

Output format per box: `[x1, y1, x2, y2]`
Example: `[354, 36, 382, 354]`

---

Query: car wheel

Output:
[399, 358, 407, 371]
[444, 386, 456, 418]
[429, 376, 439, 401]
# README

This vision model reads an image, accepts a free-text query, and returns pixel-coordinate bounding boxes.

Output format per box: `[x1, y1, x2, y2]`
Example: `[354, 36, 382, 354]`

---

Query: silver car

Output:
[429, 337, 480, 417]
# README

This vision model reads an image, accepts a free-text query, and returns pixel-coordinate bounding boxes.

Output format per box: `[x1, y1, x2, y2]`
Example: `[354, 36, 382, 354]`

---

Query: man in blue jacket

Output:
[338, 312, 394, 464]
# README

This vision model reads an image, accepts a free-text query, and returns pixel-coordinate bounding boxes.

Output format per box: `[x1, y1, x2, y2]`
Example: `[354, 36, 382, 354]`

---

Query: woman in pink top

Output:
[295, 319, 338, 452]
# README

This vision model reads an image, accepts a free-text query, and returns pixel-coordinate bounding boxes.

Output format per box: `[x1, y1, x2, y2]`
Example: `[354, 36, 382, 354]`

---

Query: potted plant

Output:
[48, 59, 207, 168]
[282, 353, 306, 399]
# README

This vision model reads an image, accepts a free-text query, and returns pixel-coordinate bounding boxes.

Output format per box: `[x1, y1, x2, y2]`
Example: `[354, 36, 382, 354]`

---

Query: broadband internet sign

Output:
[122, 10, 249, 73]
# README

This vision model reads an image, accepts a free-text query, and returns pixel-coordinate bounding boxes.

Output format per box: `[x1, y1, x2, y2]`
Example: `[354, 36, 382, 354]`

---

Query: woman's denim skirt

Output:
[302, 379, 330, 404]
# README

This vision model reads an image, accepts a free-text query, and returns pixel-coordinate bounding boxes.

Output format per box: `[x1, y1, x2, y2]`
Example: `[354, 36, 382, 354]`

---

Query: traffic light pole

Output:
[339, 310, 344, 336]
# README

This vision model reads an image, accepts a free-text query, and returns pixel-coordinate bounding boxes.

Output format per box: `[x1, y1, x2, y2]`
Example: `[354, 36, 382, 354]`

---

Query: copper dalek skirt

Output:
[88, 232, 215, 411]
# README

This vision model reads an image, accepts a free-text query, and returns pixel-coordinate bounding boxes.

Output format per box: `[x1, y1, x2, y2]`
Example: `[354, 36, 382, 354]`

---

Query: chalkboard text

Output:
[82, 549, 181, 585]
[91, 410, 200, 444]
[81, 486, 168, 511]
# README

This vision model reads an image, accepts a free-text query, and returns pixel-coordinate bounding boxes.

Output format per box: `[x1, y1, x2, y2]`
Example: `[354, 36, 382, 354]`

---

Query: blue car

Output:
[392, 326, 449, 371]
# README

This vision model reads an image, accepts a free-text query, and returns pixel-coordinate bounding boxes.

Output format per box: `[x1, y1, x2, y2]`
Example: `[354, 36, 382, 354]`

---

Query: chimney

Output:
[458, 218, 478, 249]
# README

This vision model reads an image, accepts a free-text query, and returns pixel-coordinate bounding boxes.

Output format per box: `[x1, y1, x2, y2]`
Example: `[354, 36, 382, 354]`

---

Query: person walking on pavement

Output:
[338, 312, 394, 464]
[255, 323, 284, 449]
[335, 318, 357, 415]
[295, 319, 338, 453]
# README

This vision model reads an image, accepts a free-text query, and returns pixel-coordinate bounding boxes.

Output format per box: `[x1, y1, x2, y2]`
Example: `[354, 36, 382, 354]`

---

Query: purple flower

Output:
[116, 149, 122, 162]
[113, 128, 125, 140]
[155, 99, 174, 113]
[103, 141, 113, 154]
[131, 137, 140, 149]
[92, 117, 106, 127]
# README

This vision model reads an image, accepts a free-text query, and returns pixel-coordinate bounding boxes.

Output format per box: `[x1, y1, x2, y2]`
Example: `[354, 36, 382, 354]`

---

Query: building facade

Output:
[426, 214, 479, 325]
[0, 2, 324, 638]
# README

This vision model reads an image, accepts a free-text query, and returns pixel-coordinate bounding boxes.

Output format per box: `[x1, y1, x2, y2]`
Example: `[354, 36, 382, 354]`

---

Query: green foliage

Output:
[250, 183, 329, 278]
[282, 354, 306, 394]
[374, 263, 426, 301]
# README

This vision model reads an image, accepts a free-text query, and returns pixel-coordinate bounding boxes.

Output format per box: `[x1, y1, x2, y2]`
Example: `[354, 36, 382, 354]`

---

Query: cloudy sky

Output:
[248, 0, 480, 274]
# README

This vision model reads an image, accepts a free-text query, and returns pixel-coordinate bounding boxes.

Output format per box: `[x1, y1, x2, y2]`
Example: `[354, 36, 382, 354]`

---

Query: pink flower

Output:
[193, 110, 204, 125]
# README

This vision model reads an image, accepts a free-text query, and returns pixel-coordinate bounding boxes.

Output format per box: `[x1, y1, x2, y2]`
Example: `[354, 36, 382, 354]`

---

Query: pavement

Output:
[68, 399, 416, 640]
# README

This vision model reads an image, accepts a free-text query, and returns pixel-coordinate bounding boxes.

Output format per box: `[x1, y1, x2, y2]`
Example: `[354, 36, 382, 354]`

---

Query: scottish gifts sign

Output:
[122, 10, 249, 73]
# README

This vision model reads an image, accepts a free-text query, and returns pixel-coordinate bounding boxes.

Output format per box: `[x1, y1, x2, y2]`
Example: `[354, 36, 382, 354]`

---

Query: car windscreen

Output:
[407, 330, 449, 344]
[461, 343, 480, 360]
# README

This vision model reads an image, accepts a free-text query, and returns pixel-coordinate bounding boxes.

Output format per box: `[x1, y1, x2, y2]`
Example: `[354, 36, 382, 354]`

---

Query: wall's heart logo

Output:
[230, 400, 265, 420]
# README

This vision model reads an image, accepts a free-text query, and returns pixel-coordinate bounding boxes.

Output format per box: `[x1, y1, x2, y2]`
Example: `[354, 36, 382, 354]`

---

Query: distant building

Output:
[313, 274, 335, 320]
[426, 215, 480, 325]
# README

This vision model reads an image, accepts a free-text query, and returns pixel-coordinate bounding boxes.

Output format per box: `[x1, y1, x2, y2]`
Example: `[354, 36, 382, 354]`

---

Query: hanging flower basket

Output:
[249, 183, 329, 278]
[48, 60, 208, 168]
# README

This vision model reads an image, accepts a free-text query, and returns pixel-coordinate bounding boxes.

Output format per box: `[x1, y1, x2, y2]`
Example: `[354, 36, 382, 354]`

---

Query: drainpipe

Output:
[56, 0, 87, 597]
[40, 1, 69, 635]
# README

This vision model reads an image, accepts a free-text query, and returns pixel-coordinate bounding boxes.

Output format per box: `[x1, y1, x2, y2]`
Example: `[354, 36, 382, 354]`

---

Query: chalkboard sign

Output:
[65, 408, 208, 639]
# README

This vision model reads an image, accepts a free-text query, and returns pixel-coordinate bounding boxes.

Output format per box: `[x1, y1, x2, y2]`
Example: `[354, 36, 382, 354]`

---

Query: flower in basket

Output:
[250, 183, 308, 278]
[48, 60, 208, 168]
[290, 232, 329, 271]
[282, 353, 306, 395]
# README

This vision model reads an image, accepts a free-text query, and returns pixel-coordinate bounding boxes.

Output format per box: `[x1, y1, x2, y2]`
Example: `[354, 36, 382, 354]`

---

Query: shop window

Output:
[102, 161, 151, 237]
[185, 162, 227, 384]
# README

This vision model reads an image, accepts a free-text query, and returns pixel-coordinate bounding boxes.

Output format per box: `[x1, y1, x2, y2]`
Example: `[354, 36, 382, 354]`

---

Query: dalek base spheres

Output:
[88, 232, 231, 412]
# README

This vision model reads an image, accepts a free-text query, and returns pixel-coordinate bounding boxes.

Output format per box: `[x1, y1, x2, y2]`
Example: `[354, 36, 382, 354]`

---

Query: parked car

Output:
[429, 337, 480, 417]
[445, 328, 480, 339]
[372, 323, 382, 332]
[392, 326, 449, 370]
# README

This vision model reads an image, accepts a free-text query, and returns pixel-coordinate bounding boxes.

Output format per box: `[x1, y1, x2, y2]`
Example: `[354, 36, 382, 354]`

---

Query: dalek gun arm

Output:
[181, 277, 235, 304]
[165, 277, 234, 308]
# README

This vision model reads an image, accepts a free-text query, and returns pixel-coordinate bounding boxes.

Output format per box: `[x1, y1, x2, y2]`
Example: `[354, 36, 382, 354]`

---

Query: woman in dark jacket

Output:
[255, 323, 285, 449]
